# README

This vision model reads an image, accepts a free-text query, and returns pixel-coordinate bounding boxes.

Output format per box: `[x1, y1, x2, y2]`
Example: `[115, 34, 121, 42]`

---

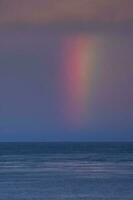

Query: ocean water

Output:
[0, 142, 133, 200]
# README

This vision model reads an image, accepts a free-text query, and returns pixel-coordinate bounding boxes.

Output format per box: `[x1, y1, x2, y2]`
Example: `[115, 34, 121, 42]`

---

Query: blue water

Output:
[0, 142, 133, 200]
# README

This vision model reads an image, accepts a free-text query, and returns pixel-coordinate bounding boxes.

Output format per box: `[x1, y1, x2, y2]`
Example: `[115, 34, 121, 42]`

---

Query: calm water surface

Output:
[0, 142, 133, 200]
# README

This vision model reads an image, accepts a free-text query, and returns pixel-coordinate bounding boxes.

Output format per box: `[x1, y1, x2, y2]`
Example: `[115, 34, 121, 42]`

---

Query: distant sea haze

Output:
[0, 142, 133, 200]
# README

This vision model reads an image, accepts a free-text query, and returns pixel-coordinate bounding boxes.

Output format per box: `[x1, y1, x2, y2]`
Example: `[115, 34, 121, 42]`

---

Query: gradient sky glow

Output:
[0, 1, 133, 141]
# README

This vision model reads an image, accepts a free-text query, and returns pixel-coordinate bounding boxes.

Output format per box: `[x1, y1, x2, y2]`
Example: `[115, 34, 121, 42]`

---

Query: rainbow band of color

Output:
[60, 35, 98, 129]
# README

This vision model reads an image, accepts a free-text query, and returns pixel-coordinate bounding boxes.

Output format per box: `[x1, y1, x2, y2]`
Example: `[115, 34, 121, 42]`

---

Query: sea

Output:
[0, 142, 133, 200]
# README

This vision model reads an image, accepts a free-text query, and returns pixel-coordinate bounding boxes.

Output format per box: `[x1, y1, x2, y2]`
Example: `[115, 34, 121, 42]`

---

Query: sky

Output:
[0, 0, 133, 24]
[0, 1, 133, 141]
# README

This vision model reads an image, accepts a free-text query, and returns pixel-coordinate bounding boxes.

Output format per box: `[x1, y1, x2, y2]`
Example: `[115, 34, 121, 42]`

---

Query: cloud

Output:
[0, 0, 133, 25]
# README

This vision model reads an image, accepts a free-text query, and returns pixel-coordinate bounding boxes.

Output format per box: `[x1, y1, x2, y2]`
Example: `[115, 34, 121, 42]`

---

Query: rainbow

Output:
[60, 34, 99, 129]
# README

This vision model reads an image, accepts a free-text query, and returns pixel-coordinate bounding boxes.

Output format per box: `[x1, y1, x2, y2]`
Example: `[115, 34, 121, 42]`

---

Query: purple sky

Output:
[0, 1, 133, 141]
